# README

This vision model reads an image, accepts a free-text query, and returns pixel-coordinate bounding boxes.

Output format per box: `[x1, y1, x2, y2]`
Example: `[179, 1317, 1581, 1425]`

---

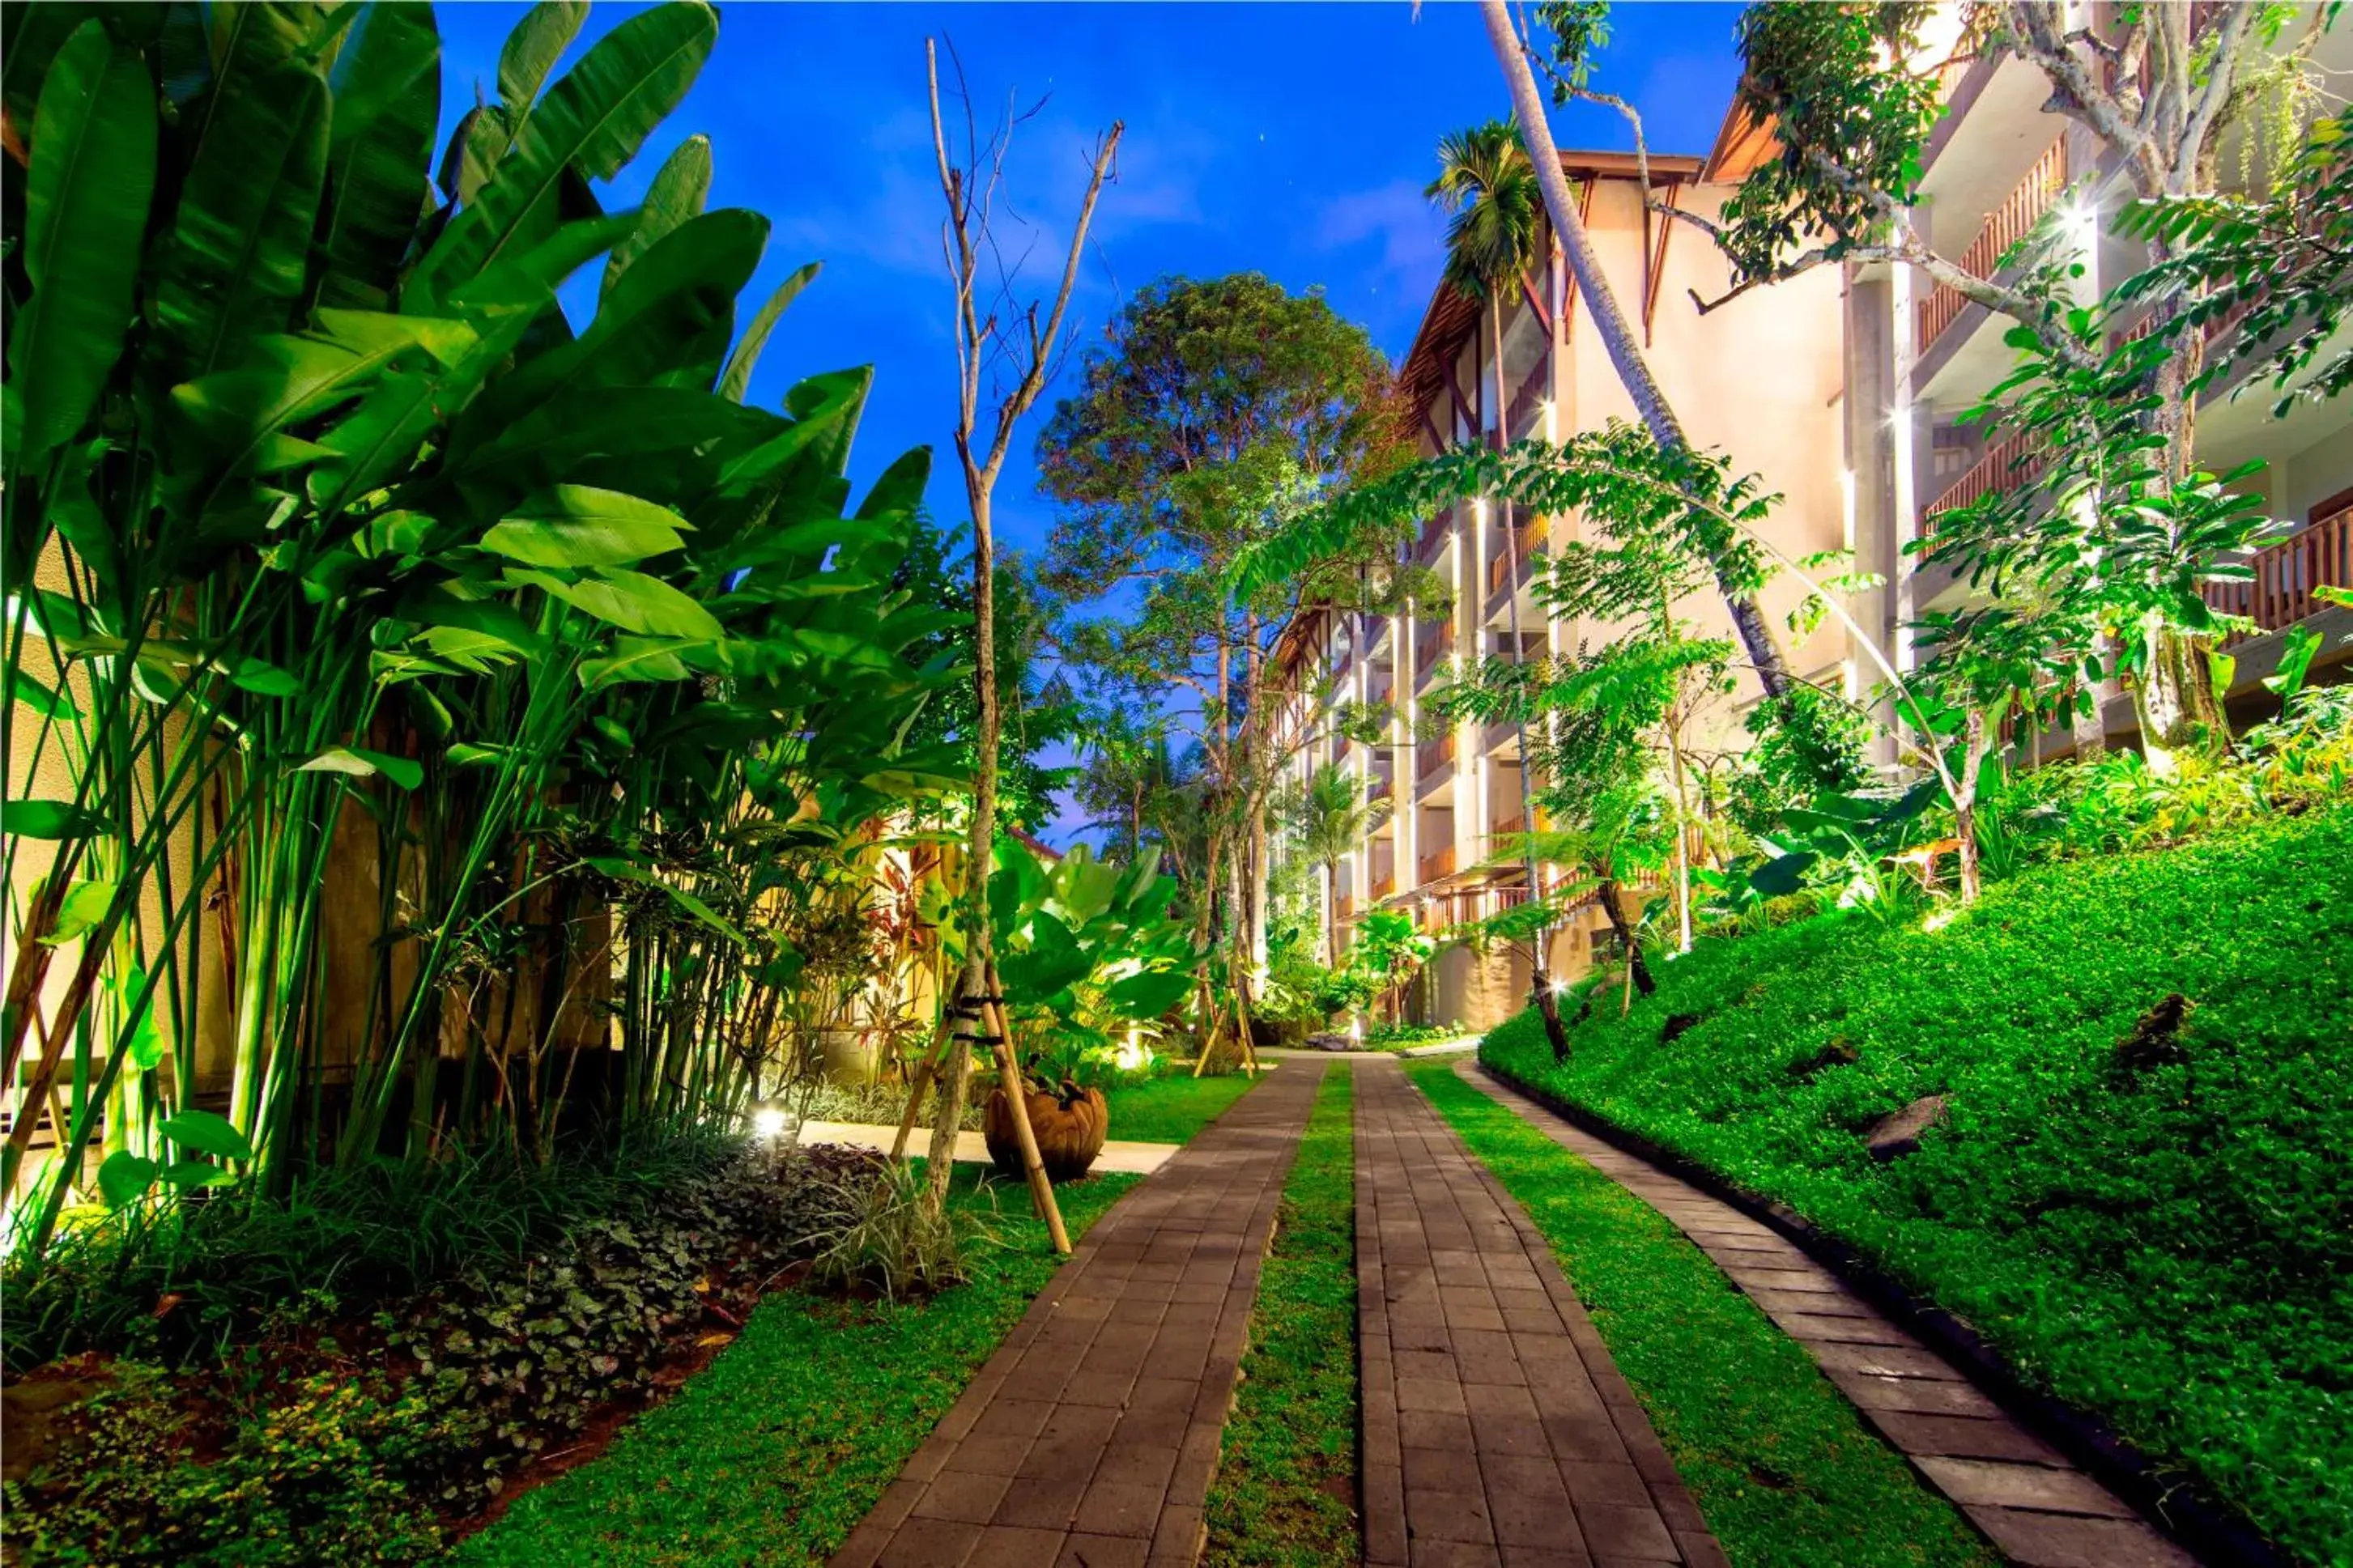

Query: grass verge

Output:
[1480, 806, 2353, 1564]
[1403, 1060, 1998, 1568]
[1202, 1064, 1359, 1566]
[1102, 1072, 1258, 1144]
[453, 1166, 1136, 1567]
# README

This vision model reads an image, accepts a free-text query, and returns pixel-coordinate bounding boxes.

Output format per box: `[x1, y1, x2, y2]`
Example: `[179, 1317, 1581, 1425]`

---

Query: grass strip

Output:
[1101, 1072, 1258, 1145]
[1202, 1063, 1359, 1567]
[453, 1167, 1137, 1567]
[1403, 1061, 1999, 1568]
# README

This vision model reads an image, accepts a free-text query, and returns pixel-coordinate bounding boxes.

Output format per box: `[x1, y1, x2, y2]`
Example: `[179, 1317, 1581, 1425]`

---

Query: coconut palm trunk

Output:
[1479, 0, 1797, 708]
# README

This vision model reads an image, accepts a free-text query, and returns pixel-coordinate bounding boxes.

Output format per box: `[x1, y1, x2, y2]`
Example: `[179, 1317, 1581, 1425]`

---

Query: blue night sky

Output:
[435, 2, 1745, 837]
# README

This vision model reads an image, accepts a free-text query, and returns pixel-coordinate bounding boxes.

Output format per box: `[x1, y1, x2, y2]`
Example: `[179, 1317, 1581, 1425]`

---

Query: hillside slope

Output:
[1481, 805, 2353, 1565]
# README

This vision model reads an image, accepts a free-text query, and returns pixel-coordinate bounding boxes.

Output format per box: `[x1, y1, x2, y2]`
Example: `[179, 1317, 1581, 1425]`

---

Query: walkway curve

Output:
[1459, 1060, 2198, 1568]
[830, 1062, 1323, 1568]
[1356, 1056, 1728, 1567]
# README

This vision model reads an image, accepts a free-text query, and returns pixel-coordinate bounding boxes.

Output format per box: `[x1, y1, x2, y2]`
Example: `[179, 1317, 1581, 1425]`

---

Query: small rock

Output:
[1788, 1037, 1860, 1079]
[1866, 1094, 1948, 1162]
[2114, 993, 2193, 1072]
[1660, 1013, 1703, 1044]
[1300, 1033, 1358, 1052]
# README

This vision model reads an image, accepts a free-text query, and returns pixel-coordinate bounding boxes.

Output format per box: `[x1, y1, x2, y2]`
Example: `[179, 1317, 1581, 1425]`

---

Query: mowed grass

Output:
[1404, 1061, 1998, 1568]
[453, 1166, 1137, 1567]
[1202, 1064, 1359, 1566]
[1102, 1071, 1260, 1144]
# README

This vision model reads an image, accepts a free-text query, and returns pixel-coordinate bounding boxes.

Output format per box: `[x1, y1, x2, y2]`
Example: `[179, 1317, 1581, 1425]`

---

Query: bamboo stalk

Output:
[982, 961, 1069, 1256]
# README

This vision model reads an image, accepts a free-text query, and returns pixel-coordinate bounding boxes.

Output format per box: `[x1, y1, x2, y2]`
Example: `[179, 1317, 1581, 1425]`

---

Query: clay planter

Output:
[983, 1080, 1108, 1183]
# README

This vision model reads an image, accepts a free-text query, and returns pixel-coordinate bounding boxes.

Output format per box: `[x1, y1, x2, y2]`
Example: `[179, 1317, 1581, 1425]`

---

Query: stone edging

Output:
[1473, 1057, 2291, 1568]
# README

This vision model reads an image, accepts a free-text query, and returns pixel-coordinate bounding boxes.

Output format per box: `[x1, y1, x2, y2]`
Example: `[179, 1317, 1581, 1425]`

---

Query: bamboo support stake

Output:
[983, 962, 1070, 1255]
[888, 1013, 957, 1162]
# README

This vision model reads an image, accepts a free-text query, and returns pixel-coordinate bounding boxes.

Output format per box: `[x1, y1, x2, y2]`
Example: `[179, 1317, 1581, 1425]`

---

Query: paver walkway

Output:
[830, 1062, 1324, 1568]
[1461, 1061, 2198, 1568]
[1356, 1056, 1727, 1567]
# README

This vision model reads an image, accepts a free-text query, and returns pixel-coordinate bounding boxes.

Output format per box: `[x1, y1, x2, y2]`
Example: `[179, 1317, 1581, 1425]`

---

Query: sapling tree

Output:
[921, 36, 1121, 1230]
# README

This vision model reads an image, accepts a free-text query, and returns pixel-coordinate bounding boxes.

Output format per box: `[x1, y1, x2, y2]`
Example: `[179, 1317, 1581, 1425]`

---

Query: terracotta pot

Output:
[983, 1081, 1108, 1183]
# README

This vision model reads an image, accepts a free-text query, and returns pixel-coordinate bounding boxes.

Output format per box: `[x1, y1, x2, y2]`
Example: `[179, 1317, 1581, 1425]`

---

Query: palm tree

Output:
[1284, 763, 1390, 964]
[1428, 119, 1566, 1052]
[1477, 4, 1801, 712]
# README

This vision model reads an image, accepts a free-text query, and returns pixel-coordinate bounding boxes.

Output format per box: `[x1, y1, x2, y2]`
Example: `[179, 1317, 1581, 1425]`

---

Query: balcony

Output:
[1415, 631, 1455, 686]
[1372, 870, 1397, 902]
[2204, 504, 2351, 646]
[1419, 843, 1457, 885]
[1366, 769, 1394, 805]
[1492, 810, 1527, 841]
[1923, 430, 2045, 534]
[1416, 732, 1455, 779]
[1487, 521, 1544, 597]
[1917, 138, 2069, 358]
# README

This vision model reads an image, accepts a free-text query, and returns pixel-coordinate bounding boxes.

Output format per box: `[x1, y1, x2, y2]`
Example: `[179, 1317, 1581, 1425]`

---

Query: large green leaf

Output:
[2, 799, 109, 840]
[417, 1, 716, 298]
[4, 666, 80, 722]
[10, 20, 157, 467]
[42, 878, 119, 945]
[602, 132, 710, 303]
[96, 1152, 159, 1210]
[717, 260, 819, 403]
[483, 487, 692, 568]
[317, 2, 440, 310]
[151, 56, 329, 378]
[496, 0, 589, 117]
[529, 568, 725, 640]
[160, 1107, 255, 1163]
[1103, 968, 1195, 1022]
[296, 746, 424, 790]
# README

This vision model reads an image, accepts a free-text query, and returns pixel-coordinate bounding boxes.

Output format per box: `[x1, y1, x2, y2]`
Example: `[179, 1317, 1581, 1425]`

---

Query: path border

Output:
[1469, 1057, 2283, 1568]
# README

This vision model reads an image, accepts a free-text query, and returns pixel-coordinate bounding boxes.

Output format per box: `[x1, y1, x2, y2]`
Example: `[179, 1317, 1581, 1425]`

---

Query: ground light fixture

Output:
[751, 1104, 790, 1141]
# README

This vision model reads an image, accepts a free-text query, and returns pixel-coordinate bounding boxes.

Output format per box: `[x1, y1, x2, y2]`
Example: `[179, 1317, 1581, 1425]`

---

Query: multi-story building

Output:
[1819, 26, 2353, 759]
[1281, 39, 2351, 1031]
[1274, 149, 1852, 1030]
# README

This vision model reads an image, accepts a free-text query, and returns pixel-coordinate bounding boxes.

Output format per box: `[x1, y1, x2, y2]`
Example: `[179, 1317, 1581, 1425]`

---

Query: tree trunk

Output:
[2134, 618, 2226, 776]
[1480, 0, 1798, 708]
[1595, 876, 1656, 997]
[1955, 709, 1985, 904]
[1491, 296, 1566, 1060]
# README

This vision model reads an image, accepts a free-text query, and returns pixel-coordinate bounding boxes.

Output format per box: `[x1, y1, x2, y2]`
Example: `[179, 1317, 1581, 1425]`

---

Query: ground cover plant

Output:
[1406, 1061, 1999, 1568]
[452, 1166, 1136, 1567]
[2, 1137, 890, 1565]
[1202, 1064, 1359, 1566]
[1480, 805, 2353, 1565]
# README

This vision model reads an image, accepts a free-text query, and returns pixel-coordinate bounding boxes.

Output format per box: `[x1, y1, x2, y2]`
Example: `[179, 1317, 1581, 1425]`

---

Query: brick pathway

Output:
[830, 1063, 1323, 1568]
[1356, 1057, 1727, 1567]
[1462, 1062, 2199, 1568]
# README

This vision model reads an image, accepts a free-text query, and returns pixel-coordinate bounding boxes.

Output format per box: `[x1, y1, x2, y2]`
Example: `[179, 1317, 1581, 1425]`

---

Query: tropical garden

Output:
[2, 1, 2348, 1566]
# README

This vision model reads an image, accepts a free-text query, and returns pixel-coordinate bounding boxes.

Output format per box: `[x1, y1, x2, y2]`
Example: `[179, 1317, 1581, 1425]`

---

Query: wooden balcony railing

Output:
[1416, 630, 1455, 683]
[1416, 731, 1455, 778]
[1419, 843, 1457, 885]
[1487, 521, 1543, 596]
[1366, 770, 1393, 805]
[1492, 811, 1527, 841]
[2203, 505, 2352, 646]
[1923, 430, 2045, 533]
[1372, 870, 1397, 902]
[1917, 139, 2070, 356]
[1336, 894, 1357, 923]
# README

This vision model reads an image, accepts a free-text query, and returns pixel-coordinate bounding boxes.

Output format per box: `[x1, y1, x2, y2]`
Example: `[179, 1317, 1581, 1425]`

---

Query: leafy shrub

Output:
[1362, 1021, 1463, 1047]
[805, 1162, 976, 1302]
[4, 1142, 886, 1557]
[1482, 805, 2353, 1564]
[2, 1364, 462, 1566]
[5, 1128, 751, 1374]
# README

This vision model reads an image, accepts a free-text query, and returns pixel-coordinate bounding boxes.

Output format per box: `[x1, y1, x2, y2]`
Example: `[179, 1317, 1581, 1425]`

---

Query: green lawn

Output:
[1202, 1064, 1359, 1566]
[453, 1166, 1136, 1567]
[1480, 806, 2353, 1565]
[1101, 1071, 1260, 1144]
[1406, 1061, 1998, 1568]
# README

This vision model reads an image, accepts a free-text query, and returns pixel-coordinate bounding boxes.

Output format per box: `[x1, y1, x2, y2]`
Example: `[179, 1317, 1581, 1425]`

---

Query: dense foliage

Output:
[1481, 805, 2353, 1563]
